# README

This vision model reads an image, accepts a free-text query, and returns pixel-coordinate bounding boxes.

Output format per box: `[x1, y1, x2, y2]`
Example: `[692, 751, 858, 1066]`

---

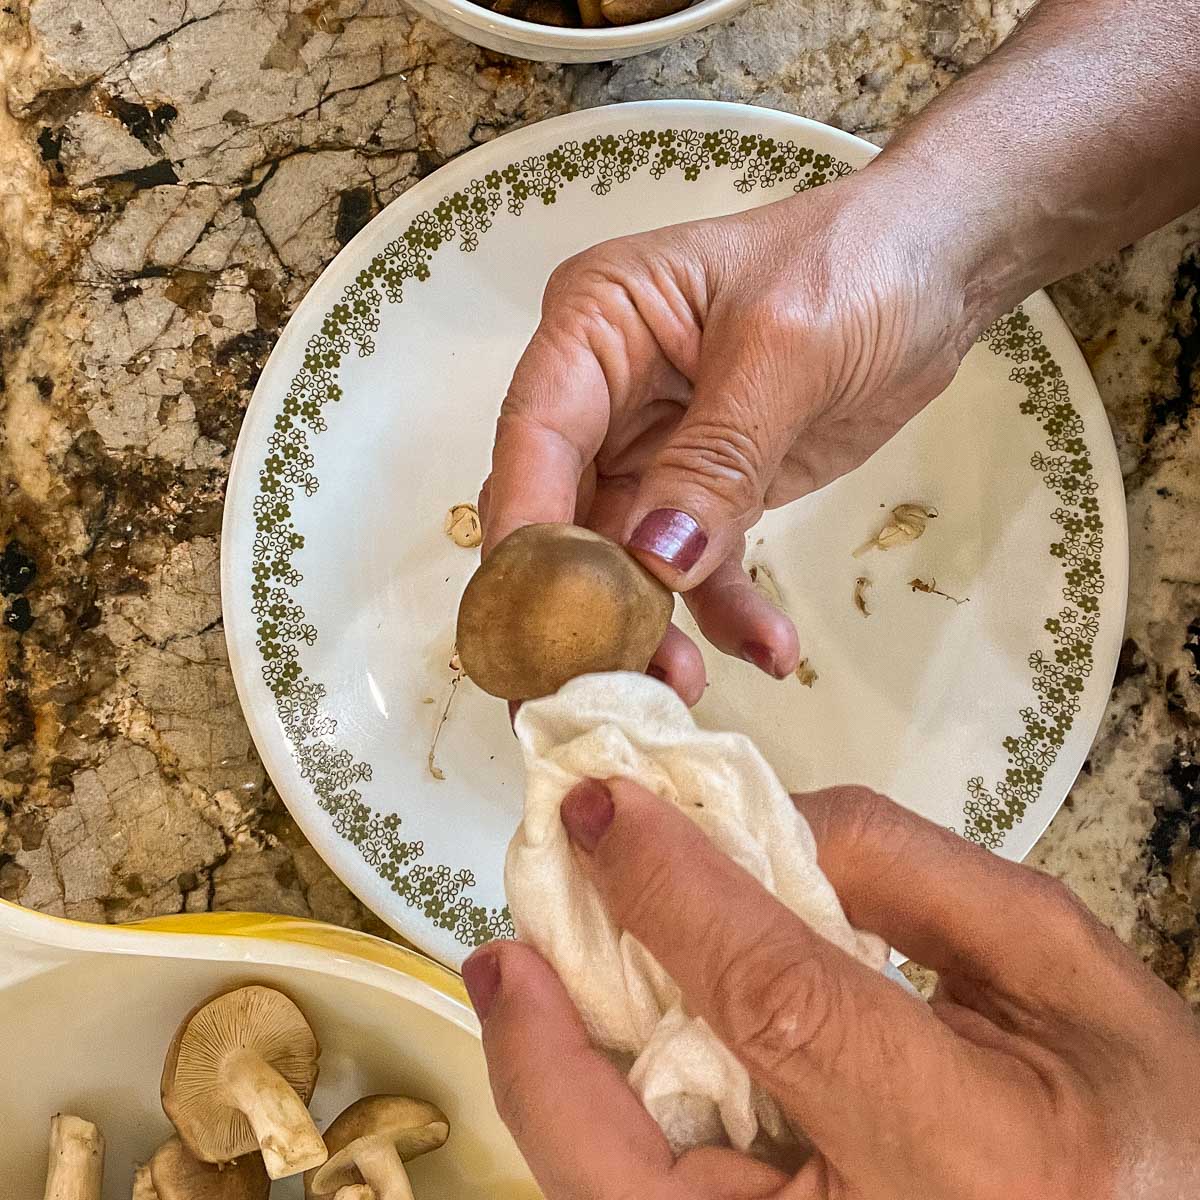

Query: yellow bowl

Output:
[0, 900, 538, 1197]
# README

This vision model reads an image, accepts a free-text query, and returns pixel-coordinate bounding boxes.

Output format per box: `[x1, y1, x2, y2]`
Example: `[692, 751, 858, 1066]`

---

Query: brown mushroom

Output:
[146, 1136, 269, 1200]
[576, 0, 606, 26]
[304, 1096, 450, 1200]
[456, 523, 674, 700]
[161, 984, 326, 1180]
[44, 1114, 104, 1200]
[600, 0, 690, 22]
[491, 0, 578, 24]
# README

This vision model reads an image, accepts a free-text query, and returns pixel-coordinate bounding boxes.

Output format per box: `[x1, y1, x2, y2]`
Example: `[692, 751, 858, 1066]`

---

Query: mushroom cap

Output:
[305, 1096, 450, 1198]
[149, 1137, 270, 1200]
[456, 523, 674, 700]
[161, 984, 320, 1164]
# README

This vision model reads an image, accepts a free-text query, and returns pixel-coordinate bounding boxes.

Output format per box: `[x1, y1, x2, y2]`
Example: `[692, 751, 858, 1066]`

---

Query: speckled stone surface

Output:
[0, 1, 1196, 999]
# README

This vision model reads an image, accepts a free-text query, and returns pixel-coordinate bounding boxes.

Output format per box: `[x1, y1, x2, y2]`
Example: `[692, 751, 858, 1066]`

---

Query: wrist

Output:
[857, 152, 1040, 337]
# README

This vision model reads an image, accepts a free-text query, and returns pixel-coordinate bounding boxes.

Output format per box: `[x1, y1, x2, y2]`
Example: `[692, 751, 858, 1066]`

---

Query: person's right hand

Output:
[479, 166, 984, 703]
[465, 781, 1200, 1198]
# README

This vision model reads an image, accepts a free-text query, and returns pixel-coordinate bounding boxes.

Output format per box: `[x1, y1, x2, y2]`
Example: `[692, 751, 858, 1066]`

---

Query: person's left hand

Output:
[461, 779, 1200, 1199]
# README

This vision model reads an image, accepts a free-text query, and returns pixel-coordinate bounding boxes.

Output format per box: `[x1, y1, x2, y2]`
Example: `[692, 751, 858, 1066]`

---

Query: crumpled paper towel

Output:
[505, 672, 890, 1155]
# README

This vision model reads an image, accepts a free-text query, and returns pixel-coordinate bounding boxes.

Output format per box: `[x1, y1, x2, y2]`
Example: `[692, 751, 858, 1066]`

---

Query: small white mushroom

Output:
[44, 1114, 104, 1200]
[161, 984, 327, 1179]
[304, 1096, 450, 1200]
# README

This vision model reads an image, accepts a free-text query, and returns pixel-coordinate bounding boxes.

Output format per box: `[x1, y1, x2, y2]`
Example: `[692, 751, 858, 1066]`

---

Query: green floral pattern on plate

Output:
[964, 310, 1104, 847]
[250, 127, 1102, 944]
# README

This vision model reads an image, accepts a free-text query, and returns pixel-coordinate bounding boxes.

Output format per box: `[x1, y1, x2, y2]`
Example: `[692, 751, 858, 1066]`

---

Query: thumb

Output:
[622, 323, 801, 589]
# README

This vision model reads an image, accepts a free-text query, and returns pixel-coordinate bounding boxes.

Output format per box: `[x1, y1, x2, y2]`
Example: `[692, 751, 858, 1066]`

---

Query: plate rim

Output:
[221, 99, 1129, 967]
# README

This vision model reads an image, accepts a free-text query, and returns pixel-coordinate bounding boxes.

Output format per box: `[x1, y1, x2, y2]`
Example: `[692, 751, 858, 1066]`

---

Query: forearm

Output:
[874, 0, 1200, 330]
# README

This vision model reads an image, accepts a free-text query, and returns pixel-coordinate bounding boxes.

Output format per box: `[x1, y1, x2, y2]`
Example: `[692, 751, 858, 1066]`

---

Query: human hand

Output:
[479, 168, 981, 702]
[463, 782, 1200, 1198]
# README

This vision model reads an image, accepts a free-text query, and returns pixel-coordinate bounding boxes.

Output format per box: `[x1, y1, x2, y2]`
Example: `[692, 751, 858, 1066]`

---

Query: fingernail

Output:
[627, 509, 707, 572]
[741, 641, 783, 678]
[646, 663, 668, 683]
[561, 779, 614, 852]
[462, 947, 501, 1021]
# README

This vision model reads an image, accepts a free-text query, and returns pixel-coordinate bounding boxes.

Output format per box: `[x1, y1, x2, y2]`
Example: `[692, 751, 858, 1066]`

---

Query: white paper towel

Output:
[506, 672, 890, 1155]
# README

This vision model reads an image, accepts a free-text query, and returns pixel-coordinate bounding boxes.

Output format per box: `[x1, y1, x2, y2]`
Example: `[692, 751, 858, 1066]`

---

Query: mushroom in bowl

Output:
[396, 0, 754, 63]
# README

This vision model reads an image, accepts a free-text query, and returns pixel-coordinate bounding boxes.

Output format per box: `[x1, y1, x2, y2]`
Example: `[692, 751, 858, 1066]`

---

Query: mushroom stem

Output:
[222, 1050, 328, 1179]
[131, 1164, 158, 1200]
[44, 1114, 105, 1200]
[334, 1188, 375, 1200]
[354, 1138, 415, 1200]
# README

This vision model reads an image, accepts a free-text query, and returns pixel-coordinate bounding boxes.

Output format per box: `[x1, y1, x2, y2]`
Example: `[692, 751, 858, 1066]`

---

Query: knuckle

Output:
[1030, 873, 1110, 956]
[655, 419, 764, 515]
[712, 938, 845, 1077]
[814, 786, 916, 872]
[613, 850, 677, 938]
[544, 249, 593, 297]
[1031, 872, 1091, 926]
[546, 248, 625, 308]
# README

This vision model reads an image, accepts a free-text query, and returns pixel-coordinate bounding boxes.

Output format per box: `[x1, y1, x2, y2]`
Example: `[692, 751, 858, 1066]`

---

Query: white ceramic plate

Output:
[222, 101, 1128, 970]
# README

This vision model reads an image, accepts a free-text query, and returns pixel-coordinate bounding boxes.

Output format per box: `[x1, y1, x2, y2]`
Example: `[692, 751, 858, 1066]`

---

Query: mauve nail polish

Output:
[560, 779, 614, 852]
[627, 509, 707, 572]
[462, 948, 501, 1020]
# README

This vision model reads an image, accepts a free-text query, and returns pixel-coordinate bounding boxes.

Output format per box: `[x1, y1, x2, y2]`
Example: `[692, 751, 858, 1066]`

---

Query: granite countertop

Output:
[0, 0, 1196, 1002]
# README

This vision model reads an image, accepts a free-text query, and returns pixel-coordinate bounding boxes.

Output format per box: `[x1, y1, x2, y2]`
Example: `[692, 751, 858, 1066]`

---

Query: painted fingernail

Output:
[561, 779, 614, 852]
[646, 663, 668, 683]
[742, 641, 782, 678]
[462, 947, 502, 1021]
[627, 509, 708, 572]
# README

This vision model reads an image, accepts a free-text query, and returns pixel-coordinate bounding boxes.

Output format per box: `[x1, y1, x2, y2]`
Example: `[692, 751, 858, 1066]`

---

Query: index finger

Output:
[482, 318, 610, 554]
[559, 777, 966, 1167]
[466, 940, 678, 1199]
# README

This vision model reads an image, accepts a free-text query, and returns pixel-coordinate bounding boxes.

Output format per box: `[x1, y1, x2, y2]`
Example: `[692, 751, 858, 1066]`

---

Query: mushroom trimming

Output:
[854, 503, 938, 557]
[143, 1136, 270, 1200]
[443, 504, 482, 549]
[161, 984, 327, 1179]
[456, 523, 674, 701]
[44, 1114, 104, 1200]
[304, 1095, 450, 1200]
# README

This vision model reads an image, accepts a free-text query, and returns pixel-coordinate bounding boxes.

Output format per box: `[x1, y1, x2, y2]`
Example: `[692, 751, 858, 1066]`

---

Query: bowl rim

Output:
[0, 899, 477, 1033]
[425, 0, 751, 51]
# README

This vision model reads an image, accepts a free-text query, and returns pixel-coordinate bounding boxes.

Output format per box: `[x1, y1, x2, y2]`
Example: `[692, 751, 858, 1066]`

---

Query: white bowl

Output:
[401, 0, 752, 62]
[0, 901, 537, 1198]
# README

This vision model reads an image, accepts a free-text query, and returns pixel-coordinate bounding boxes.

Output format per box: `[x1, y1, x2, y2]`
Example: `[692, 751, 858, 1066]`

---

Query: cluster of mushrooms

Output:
[482, 0, 691, 30]
[43, 984, 449, 1200]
